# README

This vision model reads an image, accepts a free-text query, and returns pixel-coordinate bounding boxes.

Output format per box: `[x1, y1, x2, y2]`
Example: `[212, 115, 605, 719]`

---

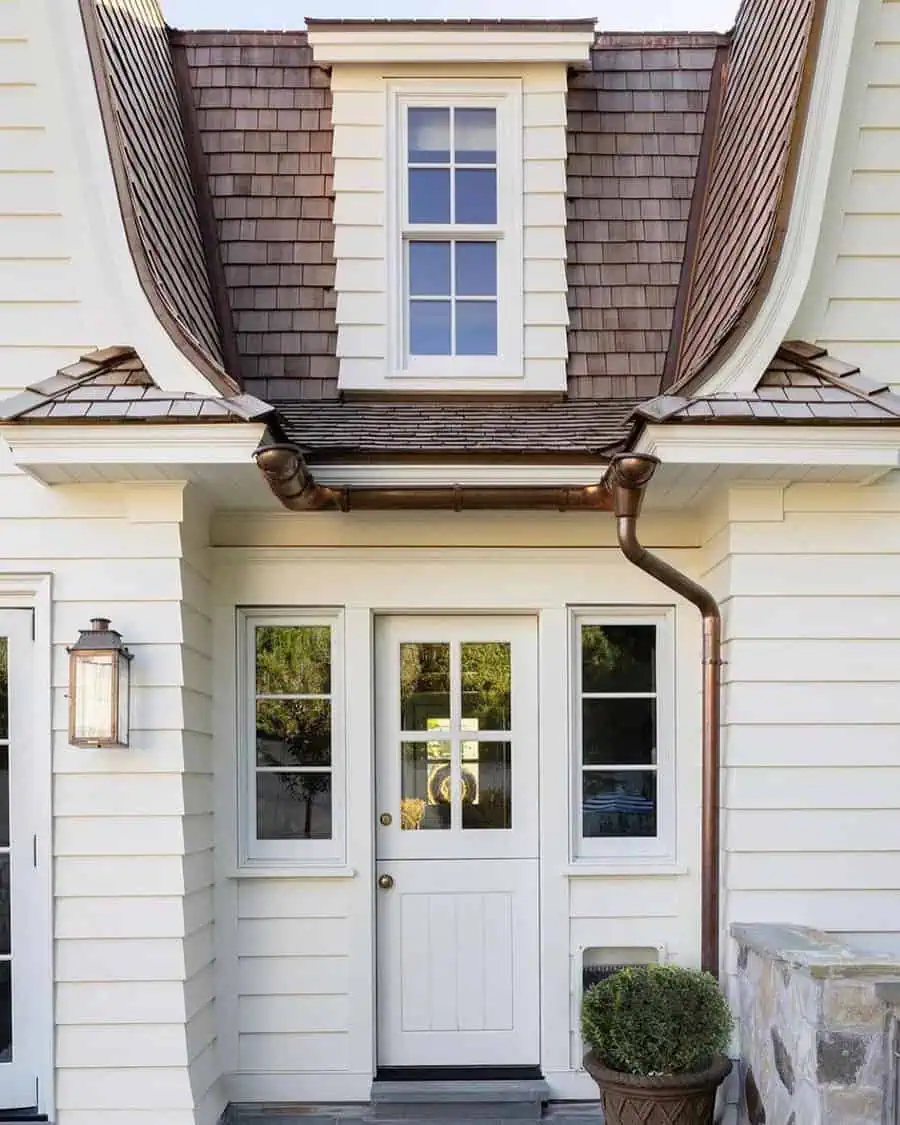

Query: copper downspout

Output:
[603, 452, 723, 978]
[254, 444, 341, 511]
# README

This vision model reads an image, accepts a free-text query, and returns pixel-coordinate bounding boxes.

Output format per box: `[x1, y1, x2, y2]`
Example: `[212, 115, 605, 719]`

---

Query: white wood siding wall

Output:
[798, 0, 900, 388]
[180, 495, 225, 1125]
[331, 62, 569, 392]
[704, 480, 900, 991]
[0, 451, 215, 1125]
[214, 546, 706, 1101]
[0, 0, 103, 394]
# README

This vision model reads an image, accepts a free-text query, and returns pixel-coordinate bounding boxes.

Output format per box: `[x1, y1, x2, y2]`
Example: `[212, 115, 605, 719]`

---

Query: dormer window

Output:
[388, 80, 523, 382]
[406, 106, 499, 358]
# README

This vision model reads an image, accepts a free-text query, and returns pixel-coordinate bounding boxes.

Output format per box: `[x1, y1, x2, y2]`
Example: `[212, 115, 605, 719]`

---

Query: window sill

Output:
[229, 865, 357, 880]
[565, 863, 687, 878]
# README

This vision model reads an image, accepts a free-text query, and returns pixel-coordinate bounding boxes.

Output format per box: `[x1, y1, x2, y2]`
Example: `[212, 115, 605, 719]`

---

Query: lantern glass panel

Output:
[116, 650, 131, 745]
[73, 651, 115, 743]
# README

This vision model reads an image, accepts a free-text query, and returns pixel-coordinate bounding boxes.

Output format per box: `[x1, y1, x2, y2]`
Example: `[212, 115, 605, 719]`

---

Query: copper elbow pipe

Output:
[254, 443, 340, 511]
[603, 452, 723, 978]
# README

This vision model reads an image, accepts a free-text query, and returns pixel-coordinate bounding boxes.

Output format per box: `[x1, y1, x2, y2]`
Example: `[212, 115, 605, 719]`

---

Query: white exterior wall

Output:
[212, 530, 707, 1102]
[0, 435, 219, 1125]
[331, 62, 569, 394]
[793, 0, 900, 389]
[703, 479, 900, 988]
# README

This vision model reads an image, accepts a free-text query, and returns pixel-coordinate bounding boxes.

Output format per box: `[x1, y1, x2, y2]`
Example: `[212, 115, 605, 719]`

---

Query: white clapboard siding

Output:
[813, 3, 900, 388]
[0, 1, 104, 395]
[331, 61, 570, 390]
[719, 480, 900, 945]
[234, 878, 353, 1085]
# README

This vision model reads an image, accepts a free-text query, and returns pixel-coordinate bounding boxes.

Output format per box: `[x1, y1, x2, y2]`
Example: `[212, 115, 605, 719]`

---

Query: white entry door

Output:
[0, 611, 40, 1109]
[375, 616, 540, 1068]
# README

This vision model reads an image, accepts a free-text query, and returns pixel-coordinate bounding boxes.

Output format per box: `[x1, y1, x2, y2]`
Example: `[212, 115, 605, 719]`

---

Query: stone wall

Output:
[731, 924, 900, 1125]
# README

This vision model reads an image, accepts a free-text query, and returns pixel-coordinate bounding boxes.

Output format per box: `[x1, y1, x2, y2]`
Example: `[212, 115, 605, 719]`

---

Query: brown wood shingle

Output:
[672, 0, 825, 388]
[171, 30, 338, 402]
[566, 34, 722, 399]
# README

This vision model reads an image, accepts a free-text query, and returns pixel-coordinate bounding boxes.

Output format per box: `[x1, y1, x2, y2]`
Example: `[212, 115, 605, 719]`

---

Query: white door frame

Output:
[374, 614, 540, 1068]
[0, 577, 53, 1118]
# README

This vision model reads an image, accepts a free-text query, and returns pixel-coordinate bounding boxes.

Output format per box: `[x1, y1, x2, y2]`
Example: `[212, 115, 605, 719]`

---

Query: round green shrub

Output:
[581, 964, 733, 1076]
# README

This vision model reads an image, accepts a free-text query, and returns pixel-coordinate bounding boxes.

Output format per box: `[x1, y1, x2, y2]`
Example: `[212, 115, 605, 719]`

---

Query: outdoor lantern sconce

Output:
[67, 617, 133, 748]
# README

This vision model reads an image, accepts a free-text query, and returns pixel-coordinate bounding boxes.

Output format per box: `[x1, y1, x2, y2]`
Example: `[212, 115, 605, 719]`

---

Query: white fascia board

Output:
[2, 423, 267, 468]
[690, 0, 863, 396]
[307, 27, 595, 65]
[636, 424, 900, 468]
[312, 462, 608, 488]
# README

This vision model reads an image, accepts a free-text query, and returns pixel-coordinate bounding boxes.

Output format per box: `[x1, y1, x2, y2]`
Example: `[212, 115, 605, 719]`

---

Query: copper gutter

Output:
[603, 452, 723, 977]
[254, 441, 614, 513]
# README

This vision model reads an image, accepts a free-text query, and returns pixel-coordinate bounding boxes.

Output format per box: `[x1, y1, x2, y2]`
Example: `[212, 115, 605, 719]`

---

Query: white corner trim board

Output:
[636, 423, 900, 467]
[693, 0, 864, 396]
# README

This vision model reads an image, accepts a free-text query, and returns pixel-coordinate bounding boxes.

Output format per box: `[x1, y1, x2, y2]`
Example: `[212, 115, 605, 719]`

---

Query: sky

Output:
[160, 0, 740, 33]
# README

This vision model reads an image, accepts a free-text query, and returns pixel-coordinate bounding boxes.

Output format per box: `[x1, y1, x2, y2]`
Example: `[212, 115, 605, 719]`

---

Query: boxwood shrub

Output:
[581, 964, 733, 1076]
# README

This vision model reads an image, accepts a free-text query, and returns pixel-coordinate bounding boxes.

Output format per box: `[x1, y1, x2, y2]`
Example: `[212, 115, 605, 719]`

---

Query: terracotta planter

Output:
[583, 1052, 732, 1125]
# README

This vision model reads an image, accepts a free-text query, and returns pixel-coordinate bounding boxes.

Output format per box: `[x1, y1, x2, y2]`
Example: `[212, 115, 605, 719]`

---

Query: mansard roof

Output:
[66, 0, 887, 461]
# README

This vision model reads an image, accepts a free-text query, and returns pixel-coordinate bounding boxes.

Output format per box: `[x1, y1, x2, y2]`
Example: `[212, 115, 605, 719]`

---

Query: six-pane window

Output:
[254, 624, 334, 841]
[406, 106, 499, 358]
[578, 624, 659, 840]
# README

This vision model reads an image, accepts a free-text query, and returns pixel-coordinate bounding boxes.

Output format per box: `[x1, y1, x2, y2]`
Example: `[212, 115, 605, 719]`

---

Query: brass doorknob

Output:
[378, 874, 394, 890]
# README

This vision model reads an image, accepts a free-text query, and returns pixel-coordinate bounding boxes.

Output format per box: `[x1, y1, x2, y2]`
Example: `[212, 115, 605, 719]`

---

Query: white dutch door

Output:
[0, 611, 39, 1109]
[375, 616, 539, 1068]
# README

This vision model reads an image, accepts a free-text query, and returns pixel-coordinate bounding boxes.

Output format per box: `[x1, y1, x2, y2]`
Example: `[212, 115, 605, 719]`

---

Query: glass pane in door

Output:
[401, 741, 451, 830]
[400, 644, 450, 731]
[461, 740, 511, 830]
[461, 642, 511, 729]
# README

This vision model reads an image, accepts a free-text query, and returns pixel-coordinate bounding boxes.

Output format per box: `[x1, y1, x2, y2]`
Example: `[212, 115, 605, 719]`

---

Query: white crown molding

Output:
[311, 461, 608, 488]
[307, 26, 595, 66]
[1, 423, 266, 468]
[636, 423, 900, 467]
[693, 0, 863, 396]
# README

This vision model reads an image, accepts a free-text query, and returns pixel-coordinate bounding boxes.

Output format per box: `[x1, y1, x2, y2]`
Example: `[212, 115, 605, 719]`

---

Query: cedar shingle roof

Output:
[636, 343, 900, 425]
[80, 0, 237, 393]
[171, 30, 338, 403]
[0, 348, 272, 424]
[172, 29, 720, 404]
[275, 399, 638, 456]
[566, 34, 724, 400]
[672, 0, 824, 389]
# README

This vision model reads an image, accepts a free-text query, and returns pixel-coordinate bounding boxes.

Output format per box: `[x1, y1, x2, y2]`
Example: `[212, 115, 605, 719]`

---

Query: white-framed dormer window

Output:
[238, 609, 345, 866]
[387, 79, 523, 381]
[571, 609, 676, 862]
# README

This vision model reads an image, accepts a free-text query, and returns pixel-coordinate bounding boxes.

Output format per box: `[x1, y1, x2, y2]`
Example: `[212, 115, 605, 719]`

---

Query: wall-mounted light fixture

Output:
[67, 617, 133, 748]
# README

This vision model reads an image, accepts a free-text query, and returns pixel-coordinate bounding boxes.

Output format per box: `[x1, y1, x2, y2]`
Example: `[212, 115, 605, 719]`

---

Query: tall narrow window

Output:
[389, 81, 523, 380]
[406, 107, 499, 358]
[242, 612, 344, 866]
[574, 614, 675, 861]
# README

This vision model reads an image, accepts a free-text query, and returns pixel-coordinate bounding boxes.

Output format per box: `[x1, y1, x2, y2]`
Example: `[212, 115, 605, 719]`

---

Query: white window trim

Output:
[386, 77, 524, 386]
[237, 608, 346, 868]
[570, 607, 676, 863]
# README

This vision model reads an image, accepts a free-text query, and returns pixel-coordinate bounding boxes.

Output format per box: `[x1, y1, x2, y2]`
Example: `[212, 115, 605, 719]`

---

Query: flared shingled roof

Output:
[36, 0, 887, 458]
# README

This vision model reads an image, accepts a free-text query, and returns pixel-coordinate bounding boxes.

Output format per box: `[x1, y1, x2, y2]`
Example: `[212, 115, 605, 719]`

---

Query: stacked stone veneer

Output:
[731, 924, 900, 1125]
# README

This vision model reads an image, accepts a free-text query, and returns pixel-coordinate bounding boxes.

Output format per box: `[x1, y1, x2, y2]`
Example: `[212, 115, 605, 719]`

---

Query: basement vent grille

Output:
[581, 946, 661, 994]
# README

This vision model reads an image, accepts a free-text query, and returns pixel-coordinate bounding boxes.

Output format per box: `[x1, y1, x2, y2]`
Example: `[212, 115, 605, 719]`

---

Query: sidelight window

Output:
[573, 612, 675, 861]
[240, 611, 344, 865]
